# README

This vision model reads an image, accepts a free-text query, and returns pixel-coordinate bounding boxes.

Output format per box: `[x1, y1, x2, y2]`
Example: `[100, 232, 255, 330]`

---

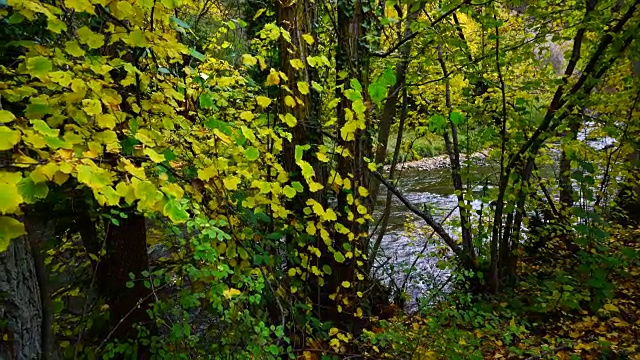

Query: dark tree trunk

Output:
[97, 210, 152, 346]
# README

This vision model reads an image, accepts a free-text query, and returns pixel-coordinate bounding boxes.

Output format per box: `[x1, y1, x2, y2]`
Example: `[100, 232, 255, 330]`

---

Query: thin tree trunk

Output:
[437, 44, 475, 267]
[368, 88, 408, 272]
[559, 118, 582, 213]
[368, 11, 415, 266]
[25, 212, 55, 360]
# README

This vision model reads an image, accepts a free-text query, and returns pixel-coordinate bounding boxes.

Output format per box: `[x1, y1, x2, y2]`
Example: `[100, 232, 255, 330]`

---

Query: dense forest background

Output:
[0, 0, 639, 358]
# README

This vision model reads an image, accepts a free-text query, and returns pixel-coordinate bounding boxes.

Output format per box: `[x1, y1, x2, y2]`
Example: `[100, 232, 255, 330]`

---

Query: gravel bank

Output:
[383, 149, 490, 172]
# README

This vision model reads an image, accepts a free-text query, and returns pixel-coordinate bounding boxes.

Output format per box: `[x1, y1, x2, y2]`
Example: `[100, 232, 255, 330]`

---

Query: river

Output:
[372, 159, 501, 309]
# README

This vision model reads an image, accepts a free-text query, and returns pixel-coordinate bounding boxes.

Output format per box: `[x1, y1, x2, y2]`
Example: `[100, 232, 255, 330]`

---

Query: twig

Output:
[96, 282, 170, 352]
[372, 0, 471, 58]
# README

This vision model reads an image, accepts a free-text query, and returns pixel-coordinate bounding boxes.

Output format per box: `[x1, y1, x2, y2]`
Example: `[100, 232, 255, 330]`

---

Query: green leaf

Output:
[294, 145, 309, 162]
[322, 265, 332, 275]
[189, 48, 206, 61]
[163, 199, 189, 223]
[245, 147, 260, 161]
[171, 16, 191, 29]
[18, 177, 49, 204]
[0, 216, 26, 252]
[381, 67, 397, 87]
[283, 186, 296, 198]
[77, 26, 104, 49]
[311, 81, 323, 92]
[334, 252, 345, 263]
[429, 114, 447, 133]
[32, 120, 59, 137]
[368, 82, 387, 105]
[450, 111, 465, 126]
[0, 127, 21, 150]
[65, 41, 85, 57]
[199, 93, 214, 109]
[291, 181, 304, 192]
[350, 78, 362, 92]
[26, 56, 52, 78]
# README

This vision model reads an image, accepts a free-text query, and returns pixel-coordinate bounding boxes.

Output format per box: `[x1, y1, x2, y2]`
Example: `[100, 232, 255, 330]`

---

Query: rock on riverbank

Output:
[383, 149, 490, 172]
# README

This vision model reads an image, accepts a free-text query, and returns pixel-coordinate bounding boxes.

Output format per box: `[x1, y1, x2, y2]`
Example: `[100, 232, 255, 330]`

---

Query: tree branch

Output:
[370, 171, 463, 258]
[372, 0, 471, 58]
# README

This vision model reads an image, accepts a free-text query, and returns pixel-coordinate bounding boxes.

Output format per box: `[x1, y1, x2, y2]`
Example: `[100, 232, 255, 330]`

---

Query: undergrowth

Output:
[357, 226, 640, 360]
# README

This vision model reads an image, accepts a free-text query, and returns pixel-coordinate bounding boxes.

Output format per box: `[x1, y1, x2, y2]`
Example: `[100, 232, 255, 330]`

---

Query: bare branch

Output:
[370, 171, 463, 258]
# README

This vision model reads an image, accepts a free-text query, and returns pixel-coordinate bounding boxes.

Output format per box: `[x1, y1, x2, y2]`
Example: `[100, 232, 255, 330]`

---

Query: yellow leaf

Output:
[0, 172, 24, 214]
[0, 216, 26, 252]
[603, 303, 619, 312]
[290, 59, 305, 70]
[0, 110, 16, 123]
[306, 222, 316, 235]
[223, 176, 241, 190]
[302, 34, 315, 45]
[358, 186, 369, 197]
[329, 327, 339, 336]
[329, 338, 340, 351]
[223, 288, 241, 299]
[284, 95, 296, 107]
[0, 127, 21, 150]
[242, 54, 257, 66]
[341, 281, 351, 288]
[144, 148, 165, 163]
[253, 8, 266, 20]
[65, 0, 95, 14]
[256, 96, 272, 108]
[308, 181, 323, 192]
[288, 268, 297, 277]
[77, 26, 104, 49]
[240, 111, 254, 121]
[95, 113, 117, 129]
[266, 69, 280, 86]
[282, 113, 297, 127]
[82, 99, 102, 116]
[297, 81, 310, 95]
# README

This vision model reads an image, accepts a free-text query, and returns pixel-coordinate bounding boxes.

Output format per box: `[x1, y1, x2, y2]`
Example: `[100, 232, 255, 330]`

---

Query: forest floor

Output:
[364, 225, 640, 359]
[483, 226, 640, 359]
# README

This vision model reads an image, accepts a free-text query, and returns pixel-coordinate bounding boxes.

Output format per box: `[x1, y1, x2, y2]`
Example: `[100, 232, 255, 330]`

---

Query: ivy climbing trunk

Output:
[328, 0, 372, 324]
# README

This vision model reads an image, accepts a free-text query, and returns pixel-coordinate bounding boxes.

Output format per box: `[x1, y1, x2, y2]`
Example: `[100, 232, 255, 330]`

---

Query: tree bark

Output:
[97, 210, 152, 345]
[0, 231, 43, 360]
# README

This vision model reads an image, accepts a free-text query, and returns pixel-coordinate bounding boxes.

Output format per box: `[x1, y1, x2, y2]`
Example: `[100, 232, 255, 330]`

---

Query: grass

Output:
[384, 131, 447, 165]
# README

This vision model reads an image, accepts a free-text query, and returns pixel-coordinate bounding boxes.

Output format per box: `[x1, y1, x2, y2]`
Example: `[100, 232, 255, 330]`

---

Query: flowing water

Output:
[373, 160, 501, 308]
[373, 124, 616, 309]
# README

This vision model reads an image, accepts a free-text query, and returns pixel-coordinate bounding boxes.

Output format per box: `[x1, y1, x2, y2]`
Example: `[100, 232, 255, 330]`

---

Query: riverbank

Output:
[384, 149, 490, 172]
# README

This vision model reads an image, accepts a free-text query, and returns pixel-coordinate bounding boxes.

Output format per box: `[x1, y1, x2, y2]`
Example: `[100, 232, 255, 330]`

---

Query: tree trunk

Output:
[326, 0, 371, 324]
[97, 210, 152, 346]
[559, 118, 582, 214]
[0, 233, 43, 360]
